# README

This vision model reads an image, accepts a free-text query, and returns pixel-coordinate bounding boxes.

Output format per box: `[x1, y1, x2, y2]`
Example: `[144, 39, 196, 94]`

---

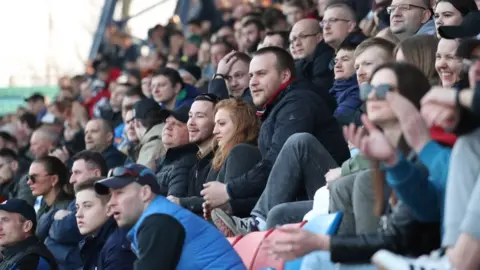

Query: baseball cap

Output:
[24, 92, 45, 102]
[165, 105, 191, 123]
[186, 35, 202, 47]
[94, 164, 161, 195]
[0, 199, 37, 230]
[133, 98, 167, 121]
[179, 65, 202, 81]
[439, 11, 480, 39]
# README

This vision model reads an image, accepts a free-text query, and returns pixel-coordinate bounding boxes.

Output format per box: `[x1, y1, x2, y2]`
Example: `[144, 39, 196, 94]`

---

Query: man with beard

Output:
[240, 19, 265, 55]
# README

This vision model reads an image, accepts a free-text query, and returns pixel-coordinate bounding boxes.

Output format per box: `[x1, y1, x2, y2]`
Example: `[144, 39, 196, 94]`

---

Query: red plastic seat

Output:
[233, 230, 274, 269]
[251, 222, 306, 270]
[227, 235, 243, 246]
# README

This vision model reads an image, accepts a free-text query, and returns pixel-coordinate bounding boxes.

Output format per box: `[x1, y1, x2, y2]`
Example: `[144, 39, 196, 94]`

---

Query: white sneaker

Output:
[372, 249, 453, 270]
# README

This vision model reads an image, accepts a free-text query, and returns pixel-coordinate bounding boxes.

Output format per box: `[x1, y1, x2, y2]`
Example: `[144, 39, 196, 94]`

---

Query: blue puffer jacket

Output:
[127, 196, 246, 270]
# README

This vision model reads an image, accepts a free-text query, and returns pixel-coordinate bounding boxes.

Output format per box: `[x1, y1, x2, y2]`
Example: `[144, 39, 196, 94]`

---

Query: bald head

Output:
[290, 19, 323, 59]
[30, 127, 59, 159]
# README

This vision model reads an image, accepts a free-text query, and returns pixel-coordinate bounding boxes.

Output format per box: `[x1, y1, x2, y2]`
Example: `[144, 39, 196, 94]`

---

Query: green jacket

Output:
[340, 154, 371, 176]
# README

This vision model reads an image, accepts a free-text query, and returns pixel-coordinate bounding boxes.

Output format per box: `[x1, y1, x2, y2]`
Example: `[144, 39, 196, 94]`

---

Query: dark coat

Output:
[156, 143, 199, 197]
[178, 150, 214, 214]
[206, 143, 262, 217]
[295, 40, 337, 112]
[226, 80, 351, 200]
[44, 200, 83, 270]
[330, 202, 441, 263]
[328, 75, 363, 124]
[0, 236, 58, 270]
[102, 144, 127, 170]
[79, 218, 136, 270]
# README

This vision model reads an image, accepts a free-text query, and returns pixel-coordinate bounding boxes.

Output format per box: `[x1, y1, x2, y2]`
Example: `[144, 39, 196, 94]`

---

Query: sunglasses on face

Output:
[359, 83, 395, 101]
[108, 167, 139, 179]
[27, 174, 52, 183]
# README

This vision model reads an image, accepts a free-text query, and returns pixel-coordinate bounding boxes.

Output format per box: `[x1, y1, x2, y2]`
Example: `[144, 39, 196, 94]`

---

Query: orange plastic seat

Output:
[227, 235, 243, 246]
[233, 230, 273, 269]
[251, 222, 306, 270]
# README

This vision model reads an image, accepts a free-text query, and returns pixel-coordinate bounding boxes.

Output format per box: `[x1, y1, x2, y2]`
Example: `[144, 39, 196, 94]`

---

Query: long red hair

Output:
[212, 99, 260, 170]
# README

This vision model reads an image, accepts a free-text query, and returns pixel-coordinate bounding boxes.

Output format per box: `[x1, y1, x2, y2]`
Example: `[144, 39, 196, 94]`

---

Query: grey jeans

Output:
[443, 128, 480, 246]
[329, 170, 383, 235]
[251, 133, 338, 220]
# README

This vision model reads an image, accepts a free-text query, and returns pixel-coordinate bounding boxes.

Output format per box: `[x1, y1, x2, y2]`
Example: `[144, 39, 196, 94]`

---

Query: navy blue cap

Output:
[133, 98, 167, 120]
[165, 105, 190, 123]
[24, 92, 45, 102]
[0, 199, 37, 229]
[94, 164, 161, 195]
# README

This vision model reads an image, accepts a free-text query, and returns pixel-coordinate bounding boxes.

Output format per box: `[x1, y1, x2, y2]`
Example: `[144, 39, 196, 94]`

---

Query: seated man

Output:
[76, 177, 136, 269]
[329, 41, 362, 123]
[132, 98, 167, 170]
[155, 105, 198, 197]
[94, 164, 246, 270]
[85, 119, 127, 169]
[0, 199, 57, 269]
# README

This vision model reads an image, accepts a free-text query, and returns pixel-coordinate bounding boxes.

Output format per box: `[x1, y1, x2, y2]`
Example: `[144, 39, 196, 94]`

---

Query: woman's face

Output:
[213, 108, 235, 148]
[27, 162, 57, 196]
[435, 38, 462, 87]
[366, 68, 398, 125]
[434, 2, 463, 38]
[75, 189, 109, 235]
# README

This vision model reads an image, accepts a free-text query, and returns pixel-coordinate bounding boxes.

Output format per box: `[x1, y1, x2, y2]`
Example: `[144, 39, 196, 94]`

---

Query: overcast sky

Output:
[0, 0, 176, 88]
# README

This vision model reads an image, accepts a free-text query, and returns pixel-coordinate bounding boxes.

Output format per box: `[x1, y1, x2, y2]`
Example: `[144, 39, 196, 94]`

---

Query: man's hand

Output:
[54, 210, 72, 221]
[262, 225, 330, 261]
[167, 195, 180, 205]
[200, 182, 229, 208]
[386, 92, 432, 153]
[216, 51, 237, 76]
[325, 168, 342, 183]
[49, 146, 70, 165]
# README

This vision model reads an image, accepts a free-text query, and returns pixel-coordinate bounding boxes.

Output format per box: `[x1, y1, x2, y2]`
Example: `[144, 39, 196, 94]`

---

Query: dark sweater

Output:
[206, 143, 262, 217]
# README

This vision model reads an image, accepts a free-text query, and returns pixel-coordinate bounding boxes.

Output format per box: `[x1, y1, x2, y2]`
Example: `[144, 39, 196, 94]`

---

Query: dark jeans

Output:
[252, 133, 338, 220]
[266, 201, 314, 229]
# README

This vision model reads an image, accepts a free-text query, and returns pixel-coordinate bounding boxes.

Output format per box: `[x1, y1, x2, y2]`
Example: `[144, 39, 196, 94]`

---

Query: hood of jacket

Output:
[140, 122, 164, 145]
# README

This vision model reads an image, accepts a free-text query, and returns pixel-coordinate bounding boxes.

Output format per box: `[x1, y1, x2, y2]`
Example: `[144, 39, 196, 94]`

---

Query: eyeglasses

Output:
[289, 33, 320, 43]
[386, 4, 427, 14]
[320, 18, 350, 28]
[108, 167, 139, 179]
[359, 84, 395, 101]
[27, 174, 52, 183]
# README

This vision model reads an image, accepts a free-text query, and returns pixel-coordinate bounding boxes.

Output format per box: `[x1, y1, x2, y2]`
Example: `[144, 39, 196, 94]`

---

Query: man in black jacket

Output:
[292, 18, 336, 111]
[156, 105, 198, 197]
[166, 94, 219, 214]
[0, 199, 58, 270]
[211, 47, 350, 235]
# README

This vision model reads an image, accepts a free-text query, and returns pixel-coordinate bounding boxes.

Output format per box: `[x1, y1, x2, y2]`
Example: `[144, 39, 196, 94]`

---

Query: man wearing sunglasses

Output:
[95, 164, 245, 270]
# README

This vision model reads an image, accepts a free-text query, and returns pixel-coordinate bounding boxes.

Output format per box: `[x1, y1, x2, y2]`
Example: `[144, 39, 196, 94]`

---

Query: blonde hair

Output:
[212, 99, 260, 170]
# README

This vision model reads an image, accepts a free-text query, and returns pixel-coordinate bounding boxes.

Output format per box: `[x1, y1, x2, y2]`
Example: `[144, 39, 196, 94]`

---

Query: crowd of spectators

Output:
[1, 0, 480, 269]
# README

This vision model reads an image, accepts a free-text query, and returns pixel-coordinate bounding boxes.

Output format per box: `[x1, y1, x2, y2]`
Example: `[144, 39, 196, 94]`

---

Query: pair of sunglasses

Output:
[195, 93, 221, 104]
[107, 167, 140, 179]
[359, 84, 395, 101]
[27, 174, 52, 183]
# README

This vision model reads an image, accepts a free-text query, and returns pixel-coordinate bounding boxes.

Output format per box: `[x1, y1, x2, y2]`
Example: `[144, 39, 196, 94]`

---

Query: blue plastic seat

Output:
[283, 212, 343, 270]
